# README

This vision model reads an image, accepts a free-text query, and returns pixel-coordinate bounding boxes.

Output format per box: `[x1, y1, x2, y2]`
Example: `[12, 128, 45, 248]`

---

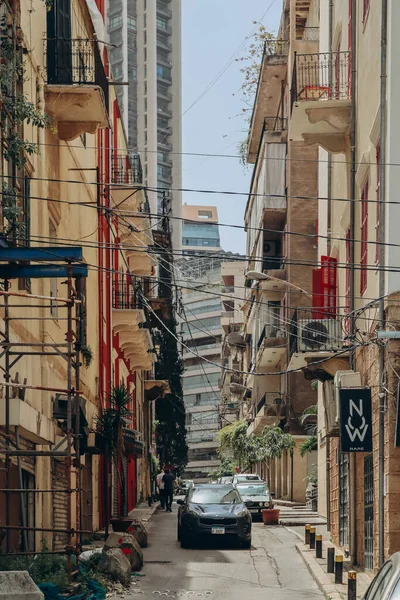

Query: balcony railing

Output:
[298, 27, 320, 42]
[257, 323, 286, 350]
[256, 392, 285, 417]
[265, 39, 289, 56]
[112, 278, 143, 310]
[263, 116, 287, 133]
[112, 153, 143, 185]
[44, 38, 109, 112]
[291, 51, 351, 111]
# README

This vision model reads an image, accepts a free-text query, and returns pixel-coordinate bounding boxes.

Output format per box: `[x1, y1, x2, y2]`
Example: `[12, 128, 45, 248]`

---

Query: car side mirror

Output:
[176, 499, 184, 505]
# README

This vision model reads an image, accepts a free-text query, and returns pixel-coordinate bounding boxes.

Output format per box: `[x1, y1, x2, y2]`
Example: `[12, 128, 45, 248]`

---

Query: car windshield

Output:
[189, 488, 241, 504]
[237, 484, 268, 496]
[236, 475, 260, 483]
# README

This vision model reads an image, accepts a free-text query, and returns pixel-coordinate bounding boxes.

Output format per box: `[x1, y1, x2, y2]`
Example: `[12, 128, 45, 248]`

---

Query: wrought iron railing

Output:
[112, 277, 143, 310]
[291, 51, 351, 111]
[257, 322, 286, 350]
[256, 392, 285, 416]
[263, 116, 287, 133]
[111, 153, 143, 185]
[44, 38, 109, 113]
[265, 39, 289, 56]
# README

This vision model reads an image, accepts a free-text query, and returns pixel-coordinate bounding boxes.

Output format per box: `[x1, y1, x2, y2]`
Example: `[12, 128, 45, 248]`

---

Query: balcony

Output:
[290, 51, 352, 154]
[112, 153, 143, 186]
[43, 38, 109, 141]
[256, 324, 286, 370]
[288, 308, 349, 374]
[112, 279, 155, 371]
[247, 392, 286, 435]
[248, 40, 289, 161]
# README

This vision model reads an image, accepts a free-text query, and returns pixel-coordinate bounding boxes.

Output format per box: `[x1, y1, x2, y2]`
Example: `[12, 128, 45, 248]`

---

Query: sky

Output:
[181, 0, 282, 255]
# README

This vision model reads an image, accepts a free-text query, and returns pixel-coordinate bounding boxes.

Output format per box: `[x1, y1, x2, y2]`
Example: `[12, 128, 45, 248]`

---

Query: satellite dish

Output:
[301, 320, 330, 349]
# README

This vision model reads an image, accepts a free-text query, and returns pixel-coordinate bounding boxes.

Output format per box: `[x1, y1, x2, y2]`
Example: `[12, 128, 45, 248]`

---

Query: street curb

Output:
[295, 543, 344, 600]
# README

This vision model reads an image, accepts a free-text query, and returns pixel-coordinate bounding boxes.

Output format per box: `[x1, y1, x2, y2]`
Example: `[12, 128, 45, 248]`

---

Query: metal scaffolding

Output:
[0, 249, 88, 578]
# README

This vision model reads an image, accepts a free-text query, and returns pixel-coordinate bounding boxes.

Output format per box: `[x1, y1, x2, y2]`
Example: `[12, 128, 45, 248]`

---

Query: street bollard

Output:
[327, 547, 335, 573]
[305, 524, 311, 545]
[335, 555, 344, 585]
[348, 571, 357, 600]
[309, 527, 316, 549]
[316, 534, 322, 559]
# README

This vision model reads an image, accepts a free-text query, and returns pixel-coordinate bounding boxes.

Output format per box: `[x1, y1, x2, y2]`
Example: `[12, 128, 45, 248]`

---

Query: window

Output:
[198, 210, 212, 219]
[127, 15, 136, 30]
[109, 13, 123, 29]
[156, 15, 168, 30]
[360, 180, 369, 295]
[363, 0, 370, 24]
[131, 67, 137, 81]
[376, 143, 381, 265]
[157, 64, 171, 81]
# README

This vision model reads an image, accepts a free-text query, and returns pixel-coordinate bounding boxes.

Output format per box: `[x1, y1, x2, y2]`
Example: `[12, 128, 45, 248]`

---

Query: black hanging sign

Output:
[339, 388, 372, 453]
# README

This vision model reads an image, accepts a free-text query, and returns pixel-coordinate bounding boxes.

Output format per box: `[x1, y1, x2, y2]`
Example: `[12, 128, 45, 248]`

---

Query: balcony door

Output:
[47, 0, 72, 84]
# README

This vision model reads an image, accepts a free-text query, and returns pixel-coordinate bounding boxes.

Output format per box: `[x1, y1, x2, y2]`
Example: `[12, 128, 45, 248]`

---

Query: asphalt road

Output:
[118, 500, 324, 600]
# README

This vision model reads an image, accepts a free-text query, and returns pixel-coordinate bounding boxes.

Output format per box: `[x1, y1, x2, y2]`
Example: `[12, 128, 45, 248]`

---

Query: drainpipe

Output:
[326, 0, 334, 534]
[378, 0, 388, 570]
[349, 0, 357, 566]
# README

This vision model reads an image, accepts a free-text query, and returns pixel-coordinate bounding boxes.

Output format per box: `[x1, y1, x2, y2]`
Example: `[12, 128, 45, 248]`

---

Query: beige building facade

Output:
[0, 0, 162, 555]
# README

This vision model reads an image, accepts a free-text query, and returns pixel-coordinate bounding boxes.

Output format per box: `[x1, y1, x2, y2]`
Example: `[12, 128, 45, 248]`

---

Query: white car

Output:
[232, 473, 263, 485]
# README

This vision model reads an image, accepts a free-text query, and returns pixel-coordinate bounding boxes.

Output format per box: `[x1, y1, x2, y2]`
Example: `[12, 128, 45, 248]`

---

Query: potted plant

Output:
[261, 425, 296, 525]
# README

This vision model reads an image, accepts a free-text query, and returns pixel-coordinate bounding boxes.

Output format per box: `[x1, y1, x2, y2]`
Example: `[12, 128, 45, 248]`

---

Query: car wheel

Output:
[241, 538, 251, 549]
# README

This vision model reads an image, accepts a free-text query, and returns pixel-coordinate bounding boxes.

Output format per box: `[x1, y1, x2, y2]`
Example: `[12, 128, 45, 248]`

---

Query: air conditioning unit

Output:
[298, 319, 343, 352]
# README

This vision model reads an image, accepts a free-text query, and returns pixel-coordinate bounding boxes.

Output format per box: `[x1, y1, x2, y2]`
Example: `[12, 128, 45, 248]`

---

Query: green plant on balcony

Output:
[81, 344, 94, 369]
[299, 404, 318, 457]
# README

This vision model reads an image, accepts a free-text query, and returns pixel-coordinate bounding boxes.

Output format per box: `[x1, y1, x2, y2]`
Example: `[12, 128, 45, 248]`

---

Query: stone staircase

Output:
[275, 501, 327, 526]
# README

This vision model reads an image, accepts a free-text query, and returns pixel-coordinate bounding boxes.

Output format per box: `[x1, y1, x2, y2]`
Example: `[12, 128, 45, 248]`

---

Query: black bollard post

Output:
[305, 524, 311, 545]
[327, 547, 335, 573]
[335, 555, 343, 585]
[309, 527, 316, 549]
[316, 534, 322, 559]
[348, 571, 357, 600]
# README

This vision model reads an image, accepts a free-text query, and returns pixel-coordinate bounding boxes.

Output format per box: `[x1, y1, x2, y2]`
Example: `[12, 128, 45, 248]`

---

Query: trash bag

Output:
[38, 579, 106, 600]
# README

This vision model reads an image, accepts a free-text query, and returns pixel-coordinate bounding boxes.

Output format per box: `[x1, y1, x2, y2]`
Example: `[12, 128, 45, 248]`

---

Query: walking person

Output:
[162, 468, 175, 512]
[156, 468, 165, 509]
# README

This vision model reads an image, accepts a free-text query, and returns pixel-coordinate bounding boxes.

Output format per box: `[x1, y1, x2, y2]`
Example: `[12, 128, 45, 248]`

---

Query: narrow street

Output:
[118, 502, 324, 600]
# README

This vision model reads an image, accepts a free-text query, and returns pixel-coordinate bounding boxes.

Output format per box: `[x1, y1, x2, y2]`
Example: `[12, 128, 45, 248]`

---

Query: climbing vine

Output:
[0, 0, 49, 242]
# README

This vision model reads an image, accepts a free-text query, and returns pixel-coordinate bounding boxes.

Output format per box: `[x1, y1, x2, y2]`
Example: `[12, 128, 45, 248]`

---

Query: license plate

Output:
[211, 527, 225, 535]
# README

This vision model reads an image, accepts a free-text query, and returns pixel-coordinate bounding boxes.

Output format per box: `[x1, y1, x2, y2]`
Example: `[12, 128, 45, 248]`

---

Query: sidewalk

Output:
[128, 500, 160, 525]
[287, 525, 372, 600]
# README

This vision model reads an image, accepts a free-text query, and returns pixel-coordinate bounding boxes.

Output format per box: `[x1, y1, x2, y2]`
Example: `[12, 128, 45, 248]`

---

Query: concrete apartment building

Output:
[107, 0, 182, 249]
[286, 0, 400, 572]
[220, 262, 245, 427]
[179, 205, 223, 481]
[240, 0, 320, 502]
[0, 0, 166, 554]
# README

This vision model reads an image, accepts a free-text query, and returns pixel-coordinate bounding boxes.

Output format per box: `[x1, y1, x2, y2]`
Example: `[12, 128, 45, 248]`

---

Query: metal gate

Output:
[339, 453, 349, 547]
[81, 456, 93, 534]
[52, 459, 69, 551]
[364, 454, 374, 570]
